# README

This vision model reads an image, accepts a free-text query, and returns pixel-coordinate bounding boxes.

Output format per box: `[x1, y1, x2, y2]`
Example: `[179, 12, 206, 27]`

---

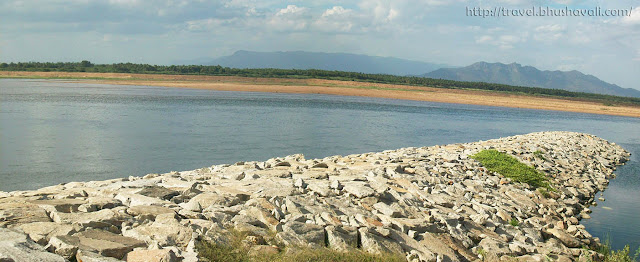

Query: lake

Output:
[1, 78, 638, 250]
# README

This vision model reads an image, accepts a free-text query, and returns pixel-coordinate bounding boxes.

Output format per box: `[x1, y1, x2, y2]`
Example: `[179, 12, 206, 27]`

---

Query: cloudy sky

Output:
[1, 0, 639, 89]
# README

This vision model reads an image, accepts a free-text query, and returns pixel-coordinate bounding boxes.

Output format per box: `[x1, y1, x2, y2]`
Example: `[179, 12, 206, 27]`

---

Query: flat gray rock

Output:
[0, 228, 66, 262]
[47, 229, 146, 260]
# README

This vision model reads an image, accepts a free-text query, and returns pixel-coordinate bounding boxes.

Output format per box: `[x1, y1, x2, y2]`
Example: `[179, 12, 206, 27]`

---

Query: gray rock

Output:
[307, 181, 331, 197]
[294, 178, 305, 188]
[0, 228, 66, 262]
[0, 202, 51, 228]
[51, 208, 128, 229]
[122, 213, 192, 247]
[78, 197, 123, 212]
[116, 193, 171, 207]
[342, 182, 375, 198]
[241, 206, 281, 232]
[76, 250, 122, 262]
[477, 238, 510, 257]
[18, 222, 78, 245]
[136, 186, 179, 200]
[330, 180, 342, 190]
[325, 226, 357, 251]
[124, 249, 180, 262]
[312, 162, 329, 168]
[276, 221, 325, 248]
[373, 202, 401, 217]
[183, 193, 243, 212]
[545, 228, 582, 248]
[46, 235, 79, 259]
[358, 227, 403, 255]
[68, 229, 146, 259]
[127, 205, 176, 220]
[29, 198, 86, 213]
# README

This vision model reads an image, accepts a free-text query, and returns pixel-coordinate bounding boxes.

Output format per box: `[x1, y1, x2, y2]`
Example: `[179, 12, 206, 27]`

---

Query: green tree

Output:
[80, 60, 93, 67]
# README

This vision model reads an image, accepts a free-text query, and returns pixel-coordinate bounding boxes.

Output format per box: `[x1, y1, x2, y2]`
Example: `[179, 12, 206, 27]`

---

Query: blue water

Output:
[1, 79, 639, 250]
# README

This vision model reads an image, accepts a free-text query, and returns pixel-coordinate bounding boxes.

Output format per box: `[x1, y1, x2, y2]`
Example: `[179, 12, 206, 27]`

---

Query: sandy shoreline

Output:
[3, 71, 640, 118]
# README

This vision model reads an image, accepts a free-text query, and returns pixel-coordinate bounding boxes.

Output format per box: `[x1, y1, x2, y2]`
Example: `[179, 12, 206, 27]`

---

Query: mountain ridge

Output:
[424, 61, 640, 98]
[178, 50, 446, 76]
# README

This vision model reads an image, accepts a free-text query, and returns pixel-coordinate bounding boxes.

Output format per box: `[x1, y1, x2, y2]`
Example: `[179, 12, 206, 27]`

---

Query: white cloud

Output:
[358, 0, 399, 24]
[314, 6, 357, 33]
[534, 24, 565, 41]
[621, 7, 640, 25]
[497, 35, 521, 49]
[268, 5, 310, 31]
[475, 33, 523, 49]
[107, 0, 140, 7]
[475, 35, 493, 43]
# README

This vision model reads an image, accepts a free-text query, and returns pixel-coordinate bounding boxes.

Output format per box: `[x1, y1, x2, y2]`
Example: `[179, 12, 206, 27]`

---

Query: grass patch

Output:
[533, 150, 547, 161]
[594, 237, 640, 262]
[196, 229, 405, 262]
[537, 187, 552, 198]
[471, 149, 550, 189]
[509, 218, 520, 227]
[603, 246, 640, 262]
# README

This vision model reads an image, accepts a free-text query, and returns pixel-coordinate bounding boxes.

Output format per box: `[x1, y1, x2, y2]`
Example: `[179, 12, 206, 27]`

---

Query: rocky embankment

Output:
[0, 132, 630, 262]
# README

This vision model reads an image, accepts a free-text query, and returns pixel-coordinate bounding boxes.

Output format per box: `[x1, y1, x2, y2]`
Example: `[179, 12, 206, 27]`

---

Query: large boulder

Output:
[124, 249, 180, 262]
[276, 221, 325, 248]
[358, 227, 403, 255]
[136, 186, 179, 200]
[50, 208, 129, 230]
[545, 228, 581, 248]
[29, 198, 86, 213]
[183, 193, 243, 212]
[127, 205, 176, 220]
[76, 250, 122, 262]
[325, 225, 357, 251]
[78, 197, 123, 212]
[122, 213, 193, 247]
[47, 229, 146, 260]
[18, 222, 78, 245]
[0, 228, 66, 262]
[342, 182, 376, 198]
[0, 201, 51, 228]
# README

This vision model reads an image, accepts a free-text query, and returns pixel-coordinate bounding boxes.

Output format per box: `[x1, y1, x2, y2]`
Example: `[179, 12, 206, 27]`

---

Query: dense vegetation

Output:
[2, 61, 640, 106]
[471, 149, 550, 189]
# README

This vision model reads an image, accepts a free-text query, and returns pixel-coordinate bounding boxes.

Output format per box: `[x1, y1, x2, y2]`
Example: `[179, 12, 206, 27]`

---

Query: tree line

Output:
[2, 61, 639, 106]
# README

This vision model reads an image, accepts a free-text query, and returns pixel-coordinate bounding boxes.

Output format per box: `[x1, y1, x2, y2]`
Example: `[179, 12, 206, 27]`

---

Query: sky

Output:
[1, 0, 639, 90]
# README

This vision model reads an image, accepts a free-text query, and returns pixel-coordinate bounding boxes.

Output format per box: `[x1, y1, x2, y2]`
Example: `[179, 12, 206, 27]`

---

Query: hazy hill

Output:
[423, 62, 640, 98]
[196, 50, 445, 76]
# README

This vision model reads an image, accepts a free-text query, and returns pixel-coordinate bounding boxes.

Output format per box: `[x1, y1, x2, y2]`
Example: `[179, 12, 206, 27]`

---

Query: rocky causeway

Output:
[0, 131, 631, 261]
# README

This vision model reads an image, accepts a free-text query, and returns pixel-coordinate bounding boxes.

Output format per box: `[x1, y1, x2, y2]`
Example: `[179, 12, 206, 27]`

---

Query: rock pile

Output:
[0, 132, 630, 261]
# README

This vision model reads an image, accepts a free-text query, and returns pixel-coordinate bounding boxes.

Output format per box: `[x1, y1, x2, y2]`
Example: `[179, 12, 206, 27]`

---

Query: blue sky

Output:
[1, 0, 638, 89]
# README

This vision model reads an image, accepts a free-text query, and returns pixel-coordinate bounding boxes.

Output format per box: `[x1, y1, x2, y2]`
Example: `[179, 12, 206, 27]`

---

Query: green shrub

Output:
[604, 245, 640, 262]
[471, 149, 550, 189]
[596, 238, 640, 262]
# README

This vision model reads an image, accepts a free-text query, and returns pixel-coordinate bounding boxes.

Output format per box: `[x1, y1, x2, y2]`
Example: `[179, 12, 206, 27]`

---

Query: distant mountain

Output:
[192, 50, 446, 76]
[423, 62, 640, 98]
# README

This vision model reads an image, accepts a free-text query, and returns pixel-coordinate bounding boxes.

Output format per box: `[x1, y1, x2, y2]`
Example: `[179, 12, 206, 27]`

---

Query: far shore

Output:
[3, 71, 640, 118]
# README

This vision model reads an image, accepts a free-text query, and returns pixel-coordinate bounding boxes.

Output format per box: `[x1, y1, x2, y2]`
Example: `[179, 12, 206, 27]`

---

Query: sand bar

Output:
[3, 71, 640, 118]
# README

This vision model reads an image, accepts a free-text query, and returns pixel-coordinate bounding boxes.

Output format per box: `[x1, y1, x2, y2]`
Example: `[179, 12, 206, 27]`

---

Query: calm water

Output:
[1, 79, 639, 250]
